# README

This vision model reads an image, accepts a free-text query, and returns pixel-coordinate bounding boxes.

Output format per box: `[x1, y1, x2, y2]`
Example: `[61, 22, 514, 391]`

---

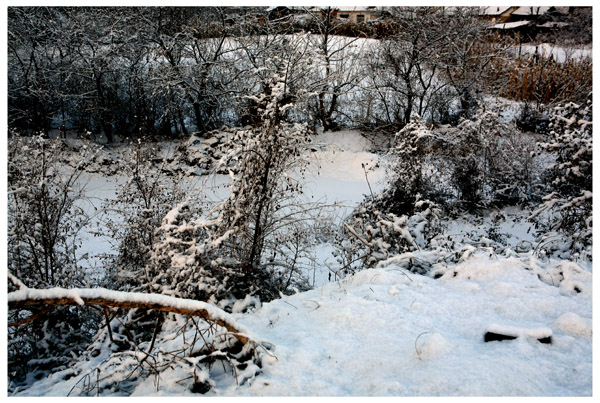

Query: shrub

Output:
[136, 67, 320, 310]
[530, 94, 592, 260]
[377, 117, 441, 215]
[7, 134, 101, 389]
[334, 197, 442, 275]
[7, 134, 97, 288]
[450, 110, 541, 209]
[102, 139, 186, 292]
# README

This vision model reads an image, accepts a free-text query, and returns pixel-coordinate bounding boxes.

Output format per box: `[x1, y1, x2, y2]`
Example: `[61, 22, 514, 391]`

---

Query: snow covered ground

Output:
[19, 254, 592, 396]
[216, 256, 592, 396]
[518, 43, 592, 62]
[10, 129, 593, 397]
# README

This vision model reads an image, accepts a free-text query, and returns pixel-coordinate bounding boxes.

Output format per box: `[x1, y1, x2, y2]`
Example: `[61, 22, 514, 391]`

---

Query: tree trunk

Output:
[247, 155, 272, 270]
[191, 99, 205, 133]
[95, 75, 114, 143]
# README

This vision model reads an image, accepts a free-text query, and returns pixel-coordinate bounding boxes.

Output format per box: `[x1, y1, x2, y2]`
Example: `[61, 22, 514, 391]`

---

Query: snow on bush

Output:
[530, 94, 592, 260]
[8, 134, 99, 289]
[7, 134, 102, 389]
[333, 110, 545, 276]
[448, 110, 543, 208]
[334, 201, 437, 275]
[101, 139, 187, 292]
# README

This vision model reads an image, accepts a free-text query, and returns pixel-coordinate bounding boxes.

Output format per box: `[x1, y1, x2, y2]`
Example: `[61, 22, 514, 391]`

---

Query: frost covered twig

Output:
[8, 271, 28, 290]
[344, 223, 372, 248]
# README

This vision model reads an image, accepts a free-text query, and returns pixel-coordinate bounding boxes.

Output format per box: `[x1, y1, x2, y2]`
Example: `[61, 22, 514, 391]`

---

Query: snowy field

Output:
[12, 129, 593, 397]
[518, 43, 592, 62]
[217, 257, 592, 396]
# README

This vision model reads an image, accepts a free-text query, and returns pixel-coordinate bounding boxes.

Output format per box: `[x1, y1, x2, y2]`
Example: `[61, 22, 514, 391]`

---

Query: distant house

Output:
[485, 6, 573, 40]
[478, 6, 558, 22]
[509, 6, 552, 21]
[489, 20, 534, 38]
[266, 6, 306, 21]
[333, 6, 382, 23]
[479, 6, 519, 23]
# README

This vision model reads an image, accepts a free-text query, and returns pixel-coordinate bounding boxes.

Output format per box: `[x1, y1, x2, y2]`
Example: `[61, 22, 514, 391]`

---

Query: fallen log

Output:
[8, 287, 253, 345]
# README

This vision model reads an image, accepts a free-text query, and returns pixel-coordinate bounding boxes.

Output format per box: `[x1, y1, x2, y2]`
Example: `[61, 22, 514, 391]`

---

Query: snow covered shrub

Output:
[142, 198, 318, 304]
[202, 73, 317, 300]
[136, 66, 319, 310]
[450, 110, 540, 209]
[450, 111, 497, 208]
[8, 134, 97, 288]
[530, 95, 592, 259]
[102, 139, 186, 291]
[377, 117, 443, 216]
[333, 118, 447, 274]
[335, 198, 441, 274]
[202, 83, 312, 301]
[7, 134, 101, 389]
[142, 201, 238, 307]
[368, 111, 541, 216]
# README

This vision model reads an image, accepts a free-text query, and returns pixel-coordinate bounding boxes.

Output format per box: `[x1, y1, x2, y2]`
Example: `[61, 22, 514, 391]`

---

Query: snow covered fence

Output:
[8, 287, 260, 346]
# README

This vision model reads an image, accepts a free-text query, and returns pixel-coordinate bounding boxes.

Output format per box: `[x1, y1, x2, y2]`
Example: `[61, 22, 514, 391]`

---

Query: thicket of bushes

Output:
[8, 7, 592, 141]
[7, 6, 592, 395]
[337, 95, 592, 271]
[491, 49, 592, 106]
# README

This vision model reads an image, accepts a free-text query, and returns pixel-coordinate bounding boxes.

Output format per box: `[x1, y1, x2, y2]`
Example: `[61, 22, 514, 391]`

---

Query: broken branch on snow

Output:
[8, 287, 254, 345]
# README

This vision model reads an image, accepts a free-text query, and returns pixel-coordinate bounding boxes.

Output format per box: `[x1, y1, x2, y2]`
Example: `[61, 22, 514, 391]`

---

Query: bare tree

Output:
[359, 7, 450, 129]
[8, 7, 64, 135]
[304, 7, 365, 130]
[436, 7, 506, 118]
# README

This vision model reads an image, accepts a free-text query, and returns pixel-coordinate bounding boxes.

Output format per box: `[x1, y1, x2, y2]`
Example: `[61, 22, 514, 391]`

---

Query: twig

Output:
[305, 300, 321, 311]
[282, 300, 298, 309]
[7, 307, 52, 327]
[344, 223, 372, 248]
[139, 314, 163, 366]
[362, 162, 375, 199]
[103, 307, 115, 343]
[415, 332, 430, 360]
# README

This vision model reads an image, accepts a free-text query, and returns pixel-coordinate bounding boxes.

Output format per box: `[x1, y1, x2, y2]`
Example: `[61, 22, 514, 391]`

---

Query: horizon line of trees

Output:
[8, 6, 592, 142]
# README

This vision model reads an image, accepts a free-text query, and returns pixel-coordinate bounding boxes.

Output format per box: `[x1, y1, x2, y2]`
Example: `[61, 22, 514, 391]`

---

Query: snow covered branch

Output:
[8, 287, 255, 345]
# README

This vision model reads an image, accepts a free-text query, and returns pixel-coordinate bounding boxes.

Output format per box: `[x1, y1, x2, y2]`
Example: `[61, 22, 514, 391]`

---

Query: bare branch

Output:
[8, 287, 254, 345]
